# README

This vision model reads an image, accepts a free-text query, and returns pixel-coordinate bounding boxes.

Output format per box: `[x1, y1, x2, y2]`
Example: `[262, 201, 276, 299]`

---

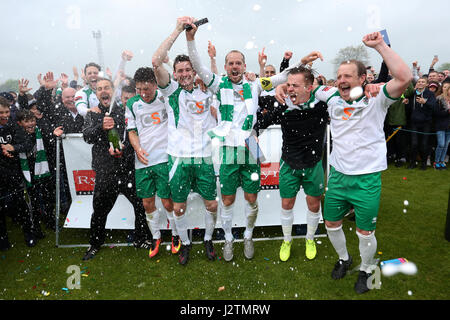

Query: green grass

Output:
[0, 165, 449, 301]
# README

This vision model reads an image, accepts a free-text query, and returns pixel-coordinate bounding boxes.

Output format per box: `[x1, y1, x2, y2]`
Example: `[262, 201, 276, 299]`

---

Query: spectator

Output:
[405, 76, 437, 170]
[443, 70, 449, 81]
[366, 71, 375, 83]
[1, 98, 40, 248]
[386, 83, 415, 167]
[428, 81, 441, 97]
[428, 70, 440, 84]
[433, 80, 450, 169]
[437, 72, 446, 84]
[38, 73, 85, 214]
[15, 109, 55, 235]
[0, 92, 18, 122]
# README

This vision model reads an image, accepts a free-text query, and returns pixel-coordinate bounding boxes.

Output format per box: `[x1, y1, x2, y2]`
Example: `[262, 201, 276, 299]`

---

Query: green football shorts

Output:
[135, 162, 171, 199]
[168, 155, 217, 203]
[219, 146, 260, 196]
[279, 159, 325, 199]
[324, 166, 381, 231]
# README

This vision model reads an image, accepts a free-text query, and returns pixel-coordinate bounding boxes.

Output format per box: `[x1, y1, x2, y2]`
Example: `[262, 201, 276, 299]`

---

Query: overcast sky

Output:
[1, 0, 449, 90]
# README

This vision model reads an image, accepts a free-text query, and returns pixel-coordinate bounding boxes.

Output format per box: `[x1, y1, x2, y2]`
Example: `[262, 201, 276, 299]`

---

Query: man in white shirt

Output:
[126, 67, 179, 260]
[277, 32, 412, 294]
[184, 17, 304, 262]
[151, 16, 219, 265]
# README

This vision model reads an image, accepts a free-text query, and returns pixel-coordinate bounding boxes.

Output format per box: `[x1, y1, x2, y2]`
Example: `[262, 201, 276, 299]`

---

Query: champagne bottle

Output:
[106, 112, 121, 151]
[108, 127, 121, 151]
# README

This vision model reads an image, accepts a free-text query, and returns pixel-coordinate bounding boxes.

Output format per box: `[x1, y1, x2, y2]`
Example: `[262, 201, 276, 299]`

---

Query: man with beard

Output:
[185, 17, 305, 262]
[81, 78, 152, 260]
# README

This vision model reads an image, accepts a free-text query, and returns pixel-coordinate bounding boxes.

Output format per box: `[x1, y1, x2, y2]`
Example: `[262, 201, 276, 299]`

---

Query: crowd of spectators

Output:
[0, 47, 448, 251]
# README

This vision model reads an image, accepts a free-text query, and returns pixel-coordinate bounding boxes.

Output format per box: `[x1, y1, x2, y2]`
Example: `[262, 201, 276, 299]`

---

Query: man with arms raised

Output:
[277, 32, 412, 293]
[76, 51, 133, 117]
[151, 16, 219, 265]
[185, 17, 305, 261]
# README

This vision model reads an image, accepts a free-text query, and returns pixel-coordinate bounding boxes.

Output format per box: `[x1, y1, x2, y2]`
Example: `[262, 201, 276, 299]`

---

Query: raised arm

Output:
[208, 41, 219, 75]
[152, 17, 191, 88]
[258, 47, 267, 77]
[185, 20, 217, 90]
[362, 32, 412, 98]
[268, 51, 323, 88]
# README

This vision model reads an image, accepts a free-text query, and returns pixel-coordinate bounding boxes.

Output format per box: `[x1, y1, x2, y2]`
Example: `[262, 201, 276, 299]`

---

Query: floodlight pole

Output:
[92, 30, 105, 71]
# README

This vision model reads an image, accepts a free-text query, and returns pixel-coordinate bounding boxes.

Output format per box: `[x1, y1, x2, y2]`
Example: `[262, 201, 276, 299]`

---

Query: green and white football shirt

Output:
[159, 79, 217, 158]
[125, 92, 168, 169]
[314, 84, 399, 175]
[75, 85, 99, 117]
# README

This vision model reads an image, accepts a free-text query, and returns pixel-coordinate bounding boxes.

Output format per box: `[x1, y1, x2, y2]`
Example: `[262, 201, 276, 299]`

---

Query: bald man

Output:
[53, 87, 84, 135]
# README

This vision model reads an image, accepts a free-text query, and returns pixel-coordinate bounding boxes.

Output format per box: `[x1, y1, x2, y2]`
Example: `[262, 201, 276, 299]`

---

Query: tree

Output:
[0, 79, 19, 93]
[437, 63, 450, 72]
[331, 44, 370, 73]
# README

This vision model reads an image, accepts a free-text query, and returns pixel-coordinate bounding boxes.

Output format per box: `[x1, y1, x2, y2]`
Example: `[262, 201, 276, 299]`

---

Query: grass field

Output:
[0, 164, 449, 303]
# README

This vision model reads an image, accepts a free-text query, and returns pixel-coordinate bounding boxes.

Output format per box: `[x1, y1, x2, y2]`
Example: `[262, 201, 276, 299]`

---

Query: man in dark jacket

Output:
[405, 76, 436, 170]
[35, 74, 85, 215]
[81, 78, 152, 260]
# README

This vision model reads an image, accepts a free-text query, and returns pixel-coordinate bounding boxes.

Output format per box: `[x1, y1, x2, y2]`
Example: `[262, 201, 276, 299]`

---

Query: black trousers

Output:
[89, 169, 151, 247]
[0, 174, 34, 242]
[409, 123, 431, 163]
[28, 176, 56, 227]
[387, 125, 408, 160]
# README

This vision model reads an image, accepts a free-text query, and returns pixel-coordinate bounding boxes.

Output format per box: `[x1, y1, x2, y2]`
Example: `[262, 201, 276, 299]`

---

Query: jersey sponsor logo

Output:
[73, 170, 95, 195]
[341, 107, 355, 120]
[233, 90, 245, 102]
[330, 103, 364, 121]
[140, 109, 168, 127]
[186, 99, 210, 114]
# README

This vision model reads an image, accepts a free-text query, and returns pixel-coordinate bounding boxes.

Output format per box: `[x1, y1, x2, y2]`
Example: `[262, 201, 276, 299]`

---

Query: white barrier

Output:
[61, 126, 311, 231]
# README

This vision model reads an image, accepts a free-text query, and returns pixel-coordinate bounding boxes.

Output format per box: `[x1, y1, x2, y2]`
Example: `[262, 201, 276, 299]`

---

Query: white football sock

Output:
[174, 213, 190, 245]
[221, 204, 234, 242]
[145, 210, 161, 240]
[204, 209, 217, 241]
[326, 225, 349, 261]
[244, 201, 258, 239]
[357, 230, 377, 273]
[165, 210, 178, 236]
[280, 208, 294, 242]
[306, 208, 321, 241]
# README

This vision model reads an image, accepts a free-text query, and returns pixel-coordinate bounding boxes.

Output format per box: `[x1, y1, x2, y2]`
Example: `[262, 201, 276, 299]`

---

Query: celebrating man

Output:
[185, 17, 304, 261]
[151, 16, 219, 265]
[277, 32, 412, 293]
